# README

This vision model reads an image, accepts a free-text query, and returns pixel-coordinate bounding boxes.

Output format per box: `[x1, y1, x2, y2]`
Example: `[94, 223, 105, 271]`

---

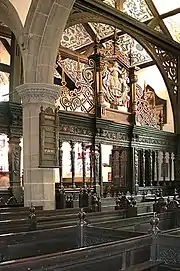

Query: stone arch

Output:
[24, 0, 76, 84]
[66, 11, 176, 129]
[0, 0, 25, 84]
[0, 0, 24, 55]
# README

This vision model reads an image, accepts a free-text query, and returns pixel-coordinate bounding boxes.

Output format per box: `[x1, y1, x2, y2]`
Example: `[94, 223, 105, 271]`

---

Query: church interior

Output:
[0, 0, 180, 270]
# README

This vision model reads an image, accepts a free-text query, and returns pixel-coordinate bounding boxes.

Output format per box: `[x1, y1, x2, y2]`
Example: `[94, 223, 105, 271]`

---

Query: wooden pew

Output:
[0, 230, 159, 270]
[92, 209, 180, 233]
[0, 209, 126, 234]
[0, 225, 143, 262]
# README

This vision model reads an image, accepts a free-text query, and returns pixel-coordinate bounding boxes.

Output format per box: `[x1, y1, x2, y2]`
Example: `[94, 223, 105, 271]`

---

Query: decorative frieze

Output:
[59, 124, 93, 137]
[132, 134, 176, 149]
[98, 129, 129, 142]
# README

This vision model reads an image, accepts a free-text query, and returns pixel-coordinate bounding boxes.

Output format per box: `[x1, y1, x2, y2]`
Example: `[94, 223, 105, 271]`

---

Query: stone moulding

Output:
[16, 83, 60, 106]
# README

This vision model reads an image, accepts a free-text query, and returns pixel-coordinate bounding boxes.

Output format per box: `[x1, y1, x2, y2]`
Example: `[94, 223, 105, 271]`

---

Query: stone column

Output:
[16, 83, 59, 210]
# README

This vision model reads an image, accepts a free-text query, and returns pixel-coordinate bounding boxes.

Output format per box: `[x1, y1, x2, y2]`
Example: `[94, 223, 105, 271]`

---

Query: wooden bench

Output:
[125, 260, 163, 271]
[0, 209, 126, 234]
[0, 233, 152, 270]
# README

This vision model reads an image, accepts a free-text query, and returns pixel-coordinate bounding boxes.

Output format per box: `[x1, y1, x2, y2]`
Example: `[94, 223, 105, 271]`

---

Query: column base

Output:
[94, 184, 101, 195]
[24, 168, 56, 210]
[9, 186, 23, 203]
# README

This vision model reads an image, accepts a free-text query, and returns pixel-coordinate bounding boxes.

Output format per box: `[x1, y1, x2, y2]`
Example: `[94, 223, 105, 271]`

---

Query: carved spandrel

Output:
[148, 44, 178, 123]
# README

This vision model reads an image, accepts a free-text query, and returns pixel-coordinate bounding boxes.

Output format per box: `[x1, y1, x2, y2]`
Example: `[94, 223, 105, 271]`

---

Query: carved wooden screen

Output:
[111, 147, 120, 186]
[55, 56, 95, 115]
[111, 146, 129, 190]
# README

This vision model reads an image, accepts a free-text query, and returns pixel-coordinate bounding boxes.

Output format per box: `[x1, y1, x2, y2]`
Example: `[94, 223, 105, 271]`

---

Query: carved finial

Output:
[149, 212, 160, 235]
[78, 208, 87, 226]
[28, 203, 37, 231]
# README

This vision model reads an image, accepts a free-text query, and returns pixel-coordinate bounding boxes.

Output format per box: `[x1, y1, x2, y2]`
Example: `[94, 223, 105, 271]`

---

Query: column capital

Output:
[16, 83, 59, 106]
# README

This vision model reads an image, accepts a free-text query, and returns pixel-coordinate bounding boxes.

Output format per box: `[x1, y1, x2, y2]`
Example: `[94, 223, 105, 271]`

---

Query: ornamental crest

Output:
[102, 60, 130, 107]
[99, 40, 131, 109]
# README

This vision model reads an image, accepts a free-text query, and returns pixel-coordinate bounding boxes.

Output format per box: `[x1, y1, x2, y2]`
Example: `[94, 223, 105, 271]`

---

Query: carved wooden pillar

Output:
[133, 148, 139, 194]
[172, 153, 175, 181]
[8, 134, 22, 202]
[112, 146, 120, 186]
[90, 145, 93, 187]
[70, 141, 76, 188]
[162, 151, 166, 185]
[155, 150, 160, 186]
[99, 143, 103, 196]
[169, 152, 172, 182]
[82, 142, 86, 188]
[142, 149, 146, 187]
[93, 144, 101, 195]
[90, 41, 104, 117]
[59, 141, 63, 188]
[129, 67, 138, 118]
[149, 150, 153, 186]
